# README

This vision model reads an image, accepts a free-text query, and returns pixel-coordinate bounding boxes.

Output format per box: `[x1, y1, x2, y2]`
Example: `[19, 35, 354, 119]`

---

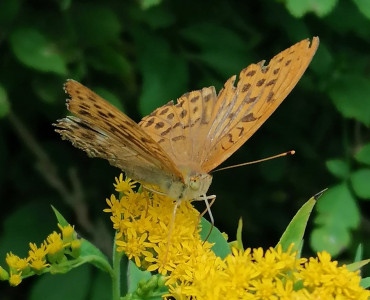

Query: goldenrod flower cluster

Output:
[169, 245, 370, 300]
[0, 224, 81, 286]
[106, 175, 370, 300]
[104, 174, 210, 276]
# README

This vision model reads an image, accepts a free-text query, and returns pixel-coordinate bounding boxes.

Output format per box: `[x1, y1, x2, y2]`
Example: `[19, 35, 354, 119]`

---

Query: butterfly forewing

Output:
[200, 37, 319, 172]
[55, 80, 184, 186]
[139, 37, 319, 174]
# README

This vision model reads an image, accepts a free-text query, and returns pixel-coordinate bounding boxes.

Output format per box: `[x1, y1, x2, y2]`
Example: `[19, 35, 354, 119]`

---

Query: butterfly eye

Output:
[189, 177, 200, 191]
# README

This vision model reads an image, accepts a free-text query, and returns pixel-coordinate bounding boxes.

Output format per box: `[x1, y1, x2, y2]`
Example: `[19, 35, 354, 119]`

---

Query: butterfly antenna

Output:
[212, 150, 295, 173]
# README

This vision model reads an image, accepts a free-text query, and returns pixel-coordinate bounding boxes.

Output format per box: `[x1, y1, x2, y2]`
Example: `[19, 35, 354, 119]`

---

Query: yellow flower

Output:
[28, 243, 48, 261]
[166, 284, 192, 300]
[274, 278, 294, 299]
[9, 272, 22, 287]
[249, 277, 276, 298]
[103, 194, 121, 215]
[298, 251, 370, 300]
[58, 224, 75, 242]
[6, 253, 22, 270]
[70, 239, 81, 258]
[45, 232, 66, 264]
[1, 222, 83, 286]
[15, 258, 29, 272]
[251, 246, 286, 279]
[29, 259, 49, 272]
[223, 248, 258, 294]
[107, 175, 205, 275]
[114, 173, 137, 193]
[145, 243, 177, 275]
[116, 230, 152, 267]
[106, 175, 370, 300]
[46, 232, 65, 255]
[274, 243, 307, 273]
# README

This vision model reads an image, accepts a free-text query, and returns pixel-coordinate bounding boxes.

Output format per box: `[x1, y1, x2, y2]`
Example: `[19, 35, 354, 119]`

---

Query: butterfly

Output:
[55, 37, 319, 204]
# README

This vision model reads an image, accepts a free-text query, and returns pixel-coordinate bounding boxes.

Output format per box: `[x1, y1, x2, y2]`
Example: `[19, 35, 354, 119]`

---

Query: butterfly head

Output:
[167, 172, 212, 202]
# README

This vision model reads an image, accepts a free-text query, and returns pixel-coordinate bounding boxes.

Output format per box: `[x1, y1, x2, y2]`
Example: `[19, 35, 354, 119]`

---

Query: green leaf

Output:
[88, 46, 132, 79]
[196, 49, 249, 79]
[79, 238, 112, 274]
[328, 75, 370, 126]
[57, 0, 72, 11]
[90, 270, 112, 300]
[51, 206, 69, 227]
[361, 277, 370, 289]
[181, 23, 249, 77]
[309, 42, 334, 75]
[72, 4, 121, 46]
[136, 34, 188, 116]
[139, 0, 163, 10]
[51, 206, 112, 273]
[325, 0, 370, 38]
[127, 260, 152, 293]
[311, 183, 360, 255]
[32, 77, 62, 104]
[181, 23, 247, 53]
[200, 218, 231, 259]
[286, 0, 338, 18]
[355, 143, 370, 165]
[310, 225, 350, 256]
[30, 265, 91, 300]
[354, 244, 363, 262]
[350, 168, 370, 199]
[353, 0, 370, 19]
[314, 183, 360, 228]
[277, 195, 317, 252]
[0, 84, 10, 118]
[228, 218, 244, 250]
[325, 159, 350, 179]
[131, 5, 175, 29]
[346, 259, 370, 272]
[10, 28, 67, 75]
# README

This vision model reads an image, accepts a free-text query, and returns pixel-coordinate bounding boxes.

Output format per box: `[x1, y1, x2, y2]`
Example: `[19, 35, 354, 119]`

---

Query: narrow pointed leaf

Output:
[200, 218, 231, 259]
[277, 195, 318, 252]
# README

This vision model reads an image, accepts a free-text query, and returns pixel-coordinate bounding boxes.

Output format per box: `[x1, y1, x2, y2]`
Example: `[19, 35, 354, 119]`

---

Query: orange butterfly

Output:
[55, 37, 319, 204]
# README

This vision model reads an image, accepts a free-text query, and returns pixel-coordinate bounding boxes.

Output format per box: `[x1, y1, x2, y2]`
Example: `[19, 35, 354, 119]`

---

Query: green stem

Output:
[112, 232, 123, 300]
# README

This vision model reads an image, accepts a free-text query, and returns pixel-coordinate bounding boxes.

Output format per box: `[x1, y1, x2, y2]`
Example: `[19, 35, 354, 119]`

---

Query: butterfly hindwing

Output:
[139, 87, 218, 172]
[55, 80, 184, 185]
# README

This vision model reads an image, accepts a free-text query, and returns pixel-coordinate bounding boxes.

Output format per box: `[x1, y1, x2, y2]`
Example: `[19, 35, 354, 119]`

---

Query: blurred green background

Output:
[1, 0, 370, 298]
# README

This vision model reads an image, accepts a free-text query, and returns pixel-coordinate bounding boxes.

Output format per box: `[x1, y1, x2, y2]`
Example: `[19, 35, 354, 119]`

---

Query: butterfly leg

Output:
[163, 199, 181, 265]
[142, 185, 167, 196]
[199, 195, 216, 218]
[194, 194, 216, 243]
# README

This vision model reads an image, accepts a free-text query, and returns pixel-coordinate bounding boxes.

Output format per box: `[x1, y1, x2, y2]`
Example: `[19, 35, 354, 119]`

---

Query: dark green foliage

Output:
[1, 0, 370, 298]
[30, 265, 92, 300]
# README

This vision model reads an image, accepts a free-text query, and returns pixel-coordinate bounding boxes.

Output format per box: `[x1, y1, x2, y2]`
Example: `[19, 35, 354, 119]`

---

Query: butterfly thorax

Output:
[166, 171, 212, 202]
